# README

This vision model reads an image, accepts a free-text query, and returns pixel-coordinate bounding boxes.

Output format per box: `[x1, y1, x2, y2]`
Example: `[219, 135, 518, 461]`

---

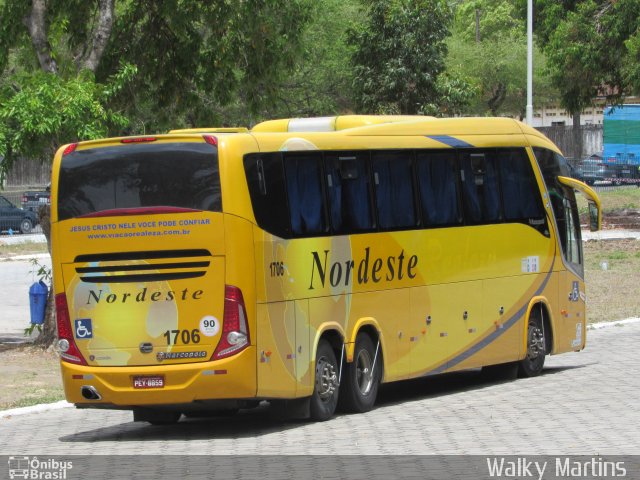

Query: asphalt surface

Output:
[0, 254, 50, 341]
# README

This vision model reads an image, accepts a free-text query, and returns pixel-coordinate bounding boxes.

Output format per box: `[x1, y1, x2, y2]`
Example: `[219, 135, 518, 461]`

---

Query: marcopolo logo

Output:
[8, 456, 72, 479]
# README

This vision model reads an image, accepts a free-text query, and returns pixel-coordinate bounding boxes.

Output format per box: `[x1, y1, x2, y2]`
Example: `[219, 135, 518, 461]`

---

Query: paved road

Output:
[0, 255, 51, 340]
[1, 322, 638, 457]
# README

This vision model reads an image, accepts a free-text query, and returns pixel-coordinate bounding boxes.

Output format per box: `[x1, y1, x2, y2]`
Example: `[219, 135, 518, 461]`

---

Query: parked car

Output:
[574, 158, 608, 185]
[0, 195, 38, 234]
[21, 186, 50, 217]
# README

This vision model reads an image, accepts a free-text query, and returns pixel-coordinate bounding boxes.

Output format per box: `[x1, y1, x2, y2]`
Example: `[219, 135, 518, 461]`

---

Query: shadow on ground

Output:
[58, 364, 587, 444]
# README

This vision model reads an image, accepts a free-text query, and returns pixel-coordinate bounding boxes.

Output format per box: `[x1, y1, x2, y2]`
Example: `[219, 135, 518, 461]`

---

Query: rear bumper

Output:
[61, 346, 257, 408]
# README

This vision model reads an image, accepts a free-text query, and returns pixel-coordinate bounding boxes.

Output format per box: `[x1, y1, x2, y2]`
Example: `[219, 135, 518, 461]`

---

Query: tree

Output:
[0, 0, 313, 346]
[446, 34, 556, 117]
[447, 0, 556, 118]
[348, 0, 462, 115]
[261, 0, 360, 118]
[97, 0, 312, 130]
[538, 0, 640, 159]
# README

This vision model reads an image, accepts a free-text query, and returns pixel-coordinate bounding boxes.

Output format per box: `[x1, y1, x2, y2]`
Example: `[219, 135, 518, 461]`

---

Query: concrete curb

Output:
[587, 317, 640, 329]
[0, 253, 50, 262]
[1, 400, 72, 419]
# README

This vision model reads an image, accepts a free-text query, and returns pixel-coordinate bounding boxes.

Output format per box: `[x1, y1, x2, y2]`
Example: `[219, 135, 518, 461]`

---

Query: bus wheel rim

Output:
[356, 349, 373, 396]
[316, 357, 337, 401]
[527, 325, 545, 360]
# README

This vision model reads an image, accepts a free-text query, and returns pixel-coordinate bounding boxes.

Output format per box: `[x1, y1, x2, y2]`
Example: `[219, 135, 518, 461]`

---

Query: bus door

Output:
[556, 176, 602, 351]
[548, 181, 585, 352]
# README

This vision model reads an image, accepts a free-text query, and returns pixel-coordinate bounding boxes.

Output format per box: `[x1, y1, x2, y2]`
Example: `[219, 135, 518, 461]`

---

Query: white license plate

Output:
[133, 376, 165, 389]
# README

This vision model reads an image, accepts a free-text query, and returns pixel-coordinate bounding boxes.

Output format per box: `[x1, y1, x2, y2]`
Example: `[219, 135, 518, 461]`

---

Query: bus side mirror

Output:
[588, 201, 600, 232]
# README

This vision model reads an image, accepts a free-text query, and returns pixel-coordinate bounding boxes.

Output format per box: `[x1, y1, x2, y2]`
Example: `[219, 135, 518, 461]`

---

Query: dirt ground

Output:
[583, 238, 640, 323]
[0, 345, 64, 410]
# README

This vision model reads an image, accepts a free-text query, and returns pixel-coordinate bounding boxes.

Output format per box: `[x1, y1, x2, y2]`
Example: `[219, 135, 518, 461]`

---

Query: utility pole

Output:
[526, 0, 533, 125]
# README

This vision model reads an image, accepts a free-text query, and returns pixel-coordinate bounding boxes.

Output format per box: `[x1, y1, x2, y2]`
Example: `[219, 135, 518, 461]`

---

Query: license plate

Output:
[133, 376, 165, 389]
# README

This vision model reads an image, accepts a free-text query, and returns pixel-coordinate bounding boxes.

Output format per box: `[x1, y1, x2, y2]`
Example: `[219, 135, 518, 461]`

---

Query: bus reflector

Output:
[203, 135, 218, 146]
[63, 144, 78, 156]
[121, 137, 157, 143]
[55, 294, 87, 365]
[212, 285, 250, 360]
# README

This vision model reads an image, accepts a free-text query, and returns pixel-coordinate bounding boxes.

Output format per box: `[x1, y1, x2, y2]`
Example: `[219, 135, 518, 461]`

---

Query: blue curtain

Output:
[326, 156, 372, 232]
[417, 153, 458, 225]
[373, 154, 415, 229]
[285, 156, 324, 234]
[483, 157, 500, 222]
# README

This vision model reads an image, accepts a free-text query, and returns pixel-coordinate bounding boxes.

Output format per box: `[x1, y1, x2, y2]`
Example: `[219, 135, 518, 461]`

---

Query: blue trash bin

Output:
[29, 280, 48, 325]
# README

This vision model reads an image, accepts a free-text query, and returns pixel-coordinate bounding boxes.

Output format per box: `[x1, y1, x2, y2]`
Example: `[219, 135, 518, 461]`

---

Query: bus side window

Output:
[416, 151, 459, 226]
[284, 153, 327, 236]
[459, 150, 501, 224]
[497, 149, 545, 222]
[325, 152, 373, 233]
[371, 151, 416, 229]
[244, 153, 291, 238]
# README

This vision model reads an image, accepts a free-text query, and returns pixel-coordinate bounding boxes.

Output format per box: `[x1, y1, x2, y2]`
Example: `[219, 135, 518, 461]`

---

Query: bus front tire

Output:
[310, 339, 339, 421]
[518, 312, 546, 378]
[339, 333, 381, 413]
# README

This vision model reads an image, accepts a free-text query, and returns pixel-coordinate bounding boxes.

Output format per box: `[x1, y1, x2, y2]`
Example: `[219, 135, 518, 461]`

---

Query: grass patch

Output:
[0, 241, 48, 258]
[584, 239, 640, 323]
[2, 388, 65, 410]
[577, 186, 640, 215]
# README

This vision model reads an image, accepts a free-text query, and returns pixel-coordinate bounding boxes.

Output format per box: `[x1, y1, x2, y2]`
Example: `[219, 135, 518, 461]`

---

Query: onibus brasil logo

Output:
[8, 456, 72, 479]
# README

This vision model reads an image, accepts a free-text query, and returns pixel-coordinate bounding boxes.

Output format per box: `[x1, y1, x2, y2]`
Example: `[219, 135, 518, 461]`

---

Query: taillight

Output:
[55, 293, 87, 365]
[63, 143, 78, 156]
[203, 135, 218, 146]
[121, 136, 157, 143]
[21, 195, 27, 204]
[212, 285, 250, 360]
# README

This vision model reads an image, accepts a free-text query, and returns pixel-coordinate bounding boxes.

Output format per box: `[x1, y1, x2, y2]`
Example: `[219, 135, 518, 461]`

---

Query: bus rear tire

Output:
[339, 333, 381, 413]
[310, 339, 339, 421]
[518, 311, 546, 378]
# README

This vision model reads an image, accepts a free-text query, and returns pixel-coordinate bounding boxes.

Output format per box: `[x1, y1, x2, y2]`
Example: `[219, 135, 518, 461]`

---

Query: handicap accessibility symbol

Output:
[75, 319, 93, 339]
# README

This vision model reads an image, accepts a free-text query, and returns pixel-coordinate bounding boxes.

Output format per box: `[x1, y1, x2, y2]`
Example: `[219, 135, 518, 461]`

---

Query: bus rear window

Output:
[58, 142, 221, 220]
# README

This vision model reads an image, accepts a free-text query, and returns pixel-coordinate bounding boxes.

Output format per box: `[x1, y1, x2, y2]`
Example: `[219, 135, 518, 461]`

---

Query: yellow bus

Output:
[50, 115, 601, 424]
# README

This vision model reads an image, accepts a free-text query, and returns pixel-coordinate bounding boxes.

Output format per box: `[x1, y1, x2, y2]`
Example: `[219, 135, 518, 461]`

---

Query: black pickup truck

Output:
[21, 187, 50, 217]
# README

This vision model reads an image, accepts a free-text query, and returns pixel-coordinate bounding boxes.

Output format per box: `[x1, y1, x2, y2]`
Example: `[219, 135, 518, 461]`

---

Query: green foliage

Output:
[430, 74, 478, 116]
[29, 257, 52, 284]
[0, 67, 133, 178]
[454, 0, 524, 42]
[348, 0, 458, 115]
[98, 0, 313, 130]
[541, 0, 640, 114]
[261, 0, 360, 118]
[447, 32, 555, 117]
